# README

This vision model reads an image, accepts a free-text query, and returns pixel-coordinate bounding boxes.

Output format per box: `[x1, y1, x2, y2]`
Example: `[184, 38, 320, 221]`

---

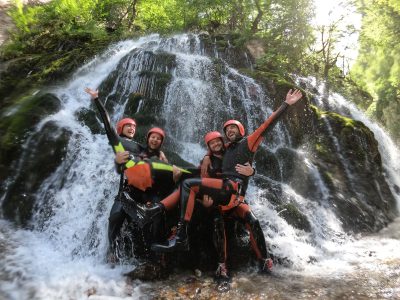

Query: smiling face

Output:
[208, 137, 223, 153]
[122, 123, 136, 139]
[224, 124, 240, 142]
[147, 132, 163, 150]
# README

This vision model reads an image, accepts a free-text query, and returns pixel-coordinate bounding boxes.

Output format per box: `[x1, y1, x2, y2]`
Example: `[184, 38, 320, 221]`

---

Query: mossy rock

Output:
[276, 147, 323, 201]
[2, 121, 71, 225]
[277, 203, 311, 232]
[124, 92, 145, 115]
[253, 177, 284, 206]
[0, 31, 114, 107]
[253, 147, 281, 181]
[0, 92, 61, 180]
[75, 107, 104, 135]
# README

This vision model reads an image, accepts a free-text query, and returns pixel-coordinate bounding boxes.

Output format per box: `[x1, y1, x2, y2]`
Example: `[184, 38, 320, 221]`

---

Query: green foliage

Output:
[350, 0, 400, 143]
[136, 0, 184, 33]
[251, 0, 315, 73]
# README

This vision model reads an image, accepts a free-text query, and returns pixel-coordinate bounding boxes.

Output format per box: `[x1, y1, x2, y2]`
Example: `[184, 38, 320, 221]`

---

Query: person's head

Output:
[147, 127, 165, 151]
[117, 118, 136, 139]
[204, 131, 224, 154]
[223, 120, 245, 142]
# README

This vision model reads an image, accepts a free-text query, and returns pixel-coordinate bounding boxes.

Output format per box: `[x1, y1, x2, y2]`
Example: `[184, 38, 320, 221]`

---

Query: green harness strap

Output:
[114, 142, 191, 174]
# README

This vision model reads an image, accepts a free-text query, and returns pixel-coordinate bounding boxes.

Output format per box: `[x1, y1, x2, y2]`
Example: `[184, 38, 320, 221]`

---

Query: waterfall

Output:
[1, 34, 400, 299]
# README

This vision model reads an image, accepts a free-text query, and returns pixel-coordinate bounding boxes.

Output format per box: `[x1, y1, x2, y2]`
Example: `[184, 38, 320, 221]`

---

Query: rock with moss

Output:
[2, 121, 71, 225]
[0, 92, 61, 180]
[277, 203, 311, 232]
[307, 105, 396, 232]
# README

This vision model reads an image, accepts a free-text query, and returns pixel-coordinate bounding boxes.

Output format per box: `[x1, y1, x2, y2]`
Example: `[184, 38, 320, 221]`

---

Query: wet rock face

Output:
[0, 34, 397, 240]
[308, 109, 397, 232]
[252, 101, 397, 233]
[199, 33, 253, 69]
[0, 93, 62, 180]
[2, 121, 71, 225]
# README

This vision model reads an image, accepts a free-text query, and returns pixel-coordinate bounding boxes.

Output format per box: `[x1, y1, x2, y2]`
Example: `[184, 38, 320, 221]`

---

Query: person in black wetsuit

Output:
[84, 88, 193, 263]
[110, 126, 171, 262]
[84, 88, 194, 193]
[200, 131, 272, 279]
[151, 89, 303, 274]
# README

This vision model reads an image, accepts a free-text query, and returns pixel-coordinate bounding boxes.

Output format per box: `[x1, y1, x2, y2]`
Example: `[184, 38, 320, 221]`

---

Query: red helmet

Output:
[223, 120, 245, 137]
[204, 131, 223, 147]
[116, 118, 136, 136]
[147, 127, 166, 143]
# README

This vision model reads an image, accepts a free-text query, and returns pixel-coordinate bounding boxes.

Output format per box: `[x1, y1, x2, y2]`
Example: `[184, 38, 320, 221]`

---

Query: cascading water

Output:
[1, 34, 400, 299]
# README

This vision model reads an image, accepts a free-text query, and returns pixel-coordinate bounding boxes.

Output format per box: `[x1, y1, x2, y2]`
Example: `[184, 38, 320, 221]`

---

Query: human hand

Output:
[201, 155, 211, 177]
[84, 87, 99, 100]
[236, 162, 254, 177]
[115, 151, 129, 164]
[173, 165, 182, 182]
[285, 89, 302, 105]
[200, 195, 214, 208]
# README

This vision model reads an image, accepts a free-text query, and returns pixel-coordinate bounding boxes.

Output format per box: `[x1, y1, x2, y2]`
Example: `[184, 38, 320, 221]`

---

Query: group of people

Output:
[85, 87, 303, 283]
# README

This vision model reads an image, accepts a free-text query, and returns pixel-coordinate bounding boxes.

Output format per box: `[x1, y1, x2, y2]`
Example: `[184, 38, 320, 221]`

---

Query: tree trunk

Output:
[251, 0, 263, 33]
[127, 0, 139, 30]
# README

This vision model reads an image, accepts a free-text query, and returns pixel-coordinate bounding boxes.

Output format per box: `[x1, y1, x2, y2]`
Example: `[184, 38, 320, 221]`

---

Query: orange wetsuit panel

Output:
[124, 163, 152, 192]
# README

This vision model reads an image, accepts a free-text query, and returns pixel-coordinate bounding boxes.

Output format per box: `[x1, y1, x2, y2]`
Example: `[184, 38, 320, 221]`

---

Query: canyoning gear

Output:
[205, 131, 223, 147]
[151, 221, 189, 252]
[92, 96, 191, 177]
[119, 191, 147, 227]
[178, 177, 243, 222]
[202, 154, 223, 178]
[221, 102, 290, 191]
[159, 189, 180, 211]
[117, 118, 136, 136]
[244, 210, 270, 261]
[147, 127, 165, 143]
[215, 262, 229, 280]
[215, 261, 230, 292]
[108, 199, 130, 244]
[213, 213, 227, 264]
[136, 202, 165, 224]
[259, 258, 273, 274]
[223, 120, 245, 137]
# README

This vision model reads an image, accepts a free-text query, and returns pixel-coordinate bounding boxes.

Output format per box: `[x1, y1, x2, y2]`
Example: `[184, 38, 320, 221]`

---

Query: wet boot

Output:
[151, 221, 189, 252]
[215, 263, 229, 281]
[259, 257, 273, 274]
[215, 263, 230, 293]
[136, 202, 165, 225]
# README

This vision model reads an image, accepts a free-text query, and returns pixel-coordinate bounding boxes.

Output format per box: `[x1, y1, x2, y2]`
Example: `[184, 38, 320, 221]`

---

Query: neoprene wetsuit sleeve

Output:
[115, 162, 124, 174]
[93, 97, 120, 152]
[247, 102, 289, 153]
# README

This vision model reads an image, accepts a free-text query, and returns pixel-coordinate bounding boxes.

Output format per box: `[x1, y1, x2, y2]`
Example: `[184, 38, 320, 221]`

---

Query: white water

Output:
[1, 34, 400, 299]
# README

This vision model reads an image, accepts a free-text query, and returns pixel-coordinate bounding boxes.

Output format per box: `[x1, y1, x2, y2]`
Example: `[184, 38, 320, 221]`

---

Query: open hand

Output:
[285, 89, 302, 105]
[84, 87, 99, 100]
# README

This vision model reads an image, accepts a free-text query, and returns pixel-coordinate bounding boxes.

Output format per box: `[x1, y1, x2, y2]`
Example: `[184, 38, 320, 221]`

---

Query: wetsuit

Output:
[180, 102, 289, 223]
[108, 147, 166, 249]
[92, 96, 194, 254]
[200, 153, 269, 270]
[151, 102, 289, 262]
[92, 96, 195, 193]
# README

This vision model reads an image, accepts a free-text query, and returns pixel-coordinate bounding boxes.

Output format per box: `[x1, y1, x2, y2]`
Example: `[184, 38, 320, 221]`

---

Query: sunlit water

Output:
[1, 34, 400, 299]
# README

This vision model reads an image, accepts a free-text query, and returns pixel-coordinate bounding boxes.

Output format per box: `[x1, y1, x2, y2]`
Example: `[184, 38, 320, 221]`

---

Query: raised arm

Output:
[85, 88, 120, 152]
[247, 89, 303, 153]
